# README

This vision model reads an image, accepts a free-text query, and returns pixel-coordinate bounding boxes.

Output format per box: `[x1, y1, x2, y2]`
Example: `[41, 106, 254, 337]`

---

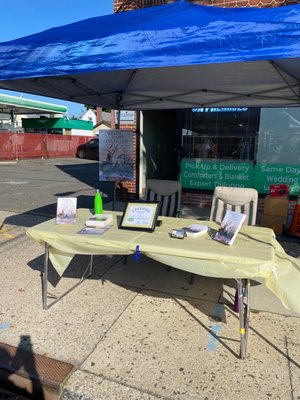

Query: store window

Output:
[257, 107, 300, 165]
[182, 107, 260, 161]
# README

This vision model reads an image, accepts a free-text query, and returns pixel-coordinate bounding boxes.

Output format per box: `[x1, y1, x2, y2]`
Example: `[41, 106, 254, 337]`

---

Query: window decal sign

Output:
[254, 164, 300, 196]
[192, 107, 248, 113]
[180, 159, 254, 190]
[180, 159, 300, 195]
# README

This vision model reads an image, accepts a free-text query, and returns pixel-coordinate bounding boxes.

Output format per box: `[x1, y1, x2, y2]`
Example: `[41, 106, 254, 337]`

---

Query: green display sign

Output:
[180, 159, 300, 195]
[180, 159, 254, 190]
[254, 164, 300, 196]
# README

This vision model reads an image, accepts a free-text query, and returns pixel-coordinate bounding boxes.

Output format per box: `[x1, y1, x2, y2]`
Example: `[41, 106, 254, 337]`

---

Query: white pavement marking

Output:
[0, 181, 28, 185]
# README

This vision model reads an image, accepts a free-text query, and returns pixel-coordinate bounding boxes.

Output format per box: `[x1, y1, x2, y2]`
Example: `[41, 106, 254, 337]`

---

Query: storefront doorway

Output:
[142, 110, 180, 181]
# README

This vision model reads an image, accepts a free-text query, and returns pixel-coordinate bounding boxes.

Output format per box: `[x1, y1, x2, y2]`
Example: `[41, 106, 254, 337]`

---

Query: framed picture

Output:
[119, 201, 160, 232]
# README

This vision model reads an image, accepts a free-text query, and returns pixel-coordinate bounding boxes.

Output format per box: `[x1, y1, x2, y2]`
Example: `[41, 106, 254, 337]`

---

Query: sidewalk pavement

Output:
[0, 208, 299, 400]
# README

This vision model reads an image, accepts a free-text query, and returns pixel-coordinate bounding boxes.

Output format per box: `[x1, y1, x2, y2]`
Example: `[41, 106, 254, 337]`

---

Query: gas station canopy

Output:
[0, 93, 67, 115]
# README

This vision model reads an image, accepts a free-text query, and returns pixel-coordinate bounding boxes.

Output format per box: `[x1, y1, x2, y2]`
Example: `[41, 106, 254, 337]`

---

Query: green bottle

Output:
[94, 189, 103, 219]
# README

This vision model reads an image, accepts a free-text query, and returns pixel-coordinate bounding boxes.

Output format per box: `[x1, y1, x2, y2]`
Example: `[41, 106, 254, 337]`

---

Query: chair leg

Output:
[189, 273, 194, 285]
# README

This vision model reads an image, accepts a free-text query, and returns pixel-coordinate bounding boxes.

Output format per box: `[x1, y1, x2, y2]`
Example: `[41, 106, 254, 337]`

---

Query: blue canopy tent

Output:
[0, 0, 300, 109]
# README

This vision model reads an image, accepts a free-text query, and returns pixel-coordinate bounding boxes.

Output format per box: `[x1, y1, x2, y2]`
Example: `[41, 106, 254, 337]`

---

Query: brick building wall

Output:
[181, 190, 297, 220]
[114, 0, 300, 12]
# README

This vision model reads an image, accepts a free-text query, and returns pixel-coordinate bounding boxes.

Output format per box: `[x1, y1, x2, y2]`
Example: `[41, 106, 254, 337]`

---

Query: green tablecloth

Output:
[27, 208, 300, 314]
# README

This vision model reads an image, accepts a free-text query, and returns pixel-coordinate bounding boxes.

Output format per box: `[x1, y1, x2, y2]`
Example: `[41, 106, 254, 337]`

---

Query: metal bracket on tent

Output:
[270, 60, 300, 101]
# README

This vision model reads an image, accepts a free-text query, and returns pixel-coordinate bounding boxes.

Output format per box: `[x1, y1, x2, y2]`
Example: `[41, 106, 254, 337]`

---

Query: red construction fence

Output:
[0, 132, 90, 160]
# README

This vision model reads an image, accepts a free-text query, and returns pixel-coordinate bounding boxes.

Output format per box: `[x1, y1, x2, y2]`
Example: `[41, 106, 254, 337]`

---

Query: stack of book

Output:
[85, 214, 113, 228]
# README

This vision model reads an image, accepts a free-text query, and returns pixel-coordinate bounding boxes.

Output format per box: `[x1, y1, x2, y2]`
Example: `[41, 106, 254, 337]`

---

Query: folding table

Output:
[27, 209, 300, 359]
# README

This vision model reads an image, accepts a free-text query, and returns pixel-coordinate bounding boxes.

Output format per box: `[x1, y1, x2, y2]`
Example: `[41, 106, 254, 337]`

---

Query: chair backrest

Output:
[145, 179, 182, 217]
[210, 186, 258, 226]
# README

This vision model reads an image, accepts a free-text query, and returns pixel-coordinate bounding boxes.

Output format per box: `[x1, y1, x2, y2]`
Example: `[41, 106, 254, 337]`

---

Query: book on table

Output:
[85, 214, 113, 228]
[182, 224, 208, 237]
[77, 226, 112, 235]
[55, 197, 77, 224]
[213, 211, 246, 245]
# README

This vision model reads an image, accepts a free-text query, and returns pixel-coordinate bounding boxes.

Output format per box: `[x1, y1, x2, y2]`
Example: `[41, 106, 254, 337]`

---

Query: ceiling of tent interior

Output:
[0, 0, 300, 110]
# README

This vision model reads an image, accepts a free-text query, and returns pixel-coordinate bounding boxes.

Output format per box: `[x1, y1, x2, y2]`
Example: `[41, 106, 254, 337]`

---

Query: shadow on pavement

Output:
[55, 162, 128, 203]
[23, 246, 300, 363]
[27, 254, 121, 288]
[26, 251, 250, 358]
[0, 336, 45, 400]
[55, 161, 100, 188]
[225, 305, 300, 370]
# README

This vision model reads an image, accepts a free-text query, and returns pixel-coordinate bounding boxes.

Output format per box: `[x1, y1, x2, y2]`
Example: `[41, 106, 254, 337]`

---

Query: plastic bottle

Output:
[94, 189, 103, 219]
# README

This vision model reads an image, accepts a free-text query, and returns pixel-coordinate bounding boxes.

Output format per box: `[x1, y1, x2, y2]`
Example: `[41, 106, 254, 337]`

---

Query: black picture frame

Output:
[119, 201, 160, 232]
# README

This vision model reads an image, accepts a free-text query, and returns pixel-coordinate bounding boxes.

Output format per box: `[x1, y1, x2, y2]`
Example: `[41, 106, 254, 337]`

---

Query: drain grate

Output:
[0, 342, 75, 400]
[0, 388, 30, 400]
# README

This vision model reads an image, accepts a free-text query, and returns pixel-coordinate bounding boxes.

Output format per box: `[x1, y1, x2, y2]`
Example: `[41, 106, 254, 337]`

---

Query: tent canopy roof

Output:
[1, 0, 300, 110]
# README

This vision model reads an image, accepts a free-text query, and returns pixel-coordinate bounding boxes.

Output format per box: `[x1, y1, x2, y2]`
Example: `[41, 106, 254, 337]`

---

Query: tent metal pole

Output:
[116, 110, 121, 129]
[111, 108, 122, 211]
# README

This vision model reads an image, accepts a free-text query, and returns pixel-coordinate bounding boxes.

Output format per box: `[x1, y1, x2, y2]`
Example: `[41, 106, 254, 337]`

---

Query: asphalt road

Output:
[0, 157, 103, 217]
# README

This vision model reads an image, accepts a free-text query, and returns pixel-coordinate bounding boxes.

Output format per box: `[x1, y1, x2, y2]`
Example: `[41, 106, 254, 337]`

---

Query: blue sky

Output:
[0, 0, 113, 117]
